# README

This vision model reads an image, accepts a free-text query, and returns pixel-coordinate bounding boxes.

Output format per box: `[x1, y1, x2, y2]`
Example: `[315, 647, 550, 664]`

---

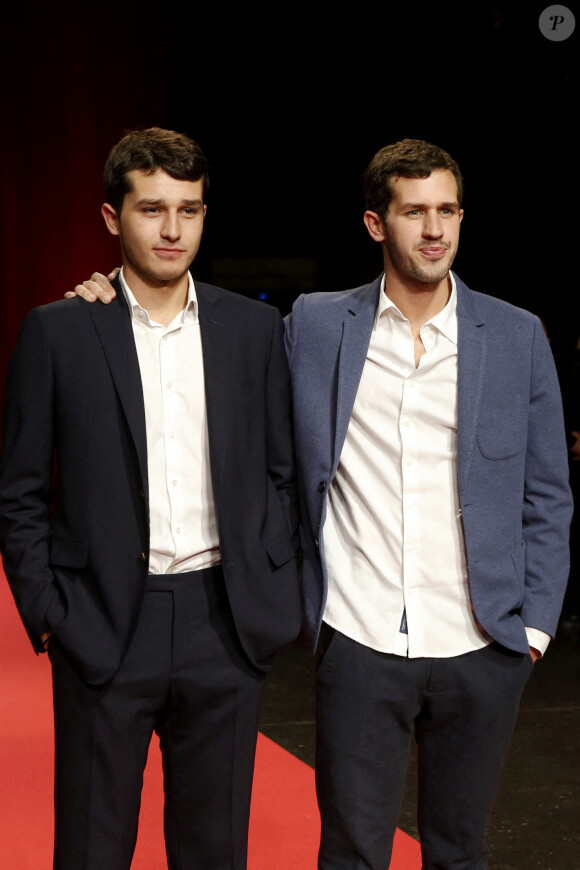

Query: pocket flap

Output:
[49, 537, 88, 569]
[264, 532, 297, 568]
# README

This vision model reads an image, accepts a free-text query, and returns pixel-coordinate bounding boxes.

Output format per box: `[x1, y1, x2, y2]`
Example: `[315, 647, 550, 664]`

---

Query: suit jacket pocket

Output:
[476, 426, 526, 460]
[49, 537, 88, 569]
[264, 531, 297, 568]
[46, 538, 89, 632]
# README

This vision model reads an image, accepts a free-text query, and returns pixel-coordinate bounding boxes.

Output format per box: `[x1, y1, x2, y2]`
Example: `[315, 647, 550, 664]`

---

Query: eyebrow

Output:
[400, 201, 459, 209]
[134, 198, 204, 206]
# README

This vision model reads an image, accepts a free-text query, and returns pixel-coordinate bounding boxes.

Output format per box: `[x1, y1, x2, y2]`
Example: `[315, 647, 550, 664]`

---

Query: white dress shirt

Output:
[323, 276, 548, 657]
[120, 269, 220, 574]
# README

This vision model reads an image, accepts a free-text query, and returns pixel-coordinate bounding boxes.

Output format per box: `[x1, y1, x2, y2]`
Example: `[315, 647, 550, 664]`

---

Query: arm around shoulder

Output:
[283, 293, 308, 366]
[265, 305, 300, 541]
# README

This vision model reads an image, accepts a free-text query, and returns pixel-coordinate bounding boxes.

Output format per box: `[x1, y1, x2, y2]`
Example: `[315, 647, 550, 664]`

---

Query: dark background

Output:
[0, 6, 578, 864]
[0, 3, 576, 364]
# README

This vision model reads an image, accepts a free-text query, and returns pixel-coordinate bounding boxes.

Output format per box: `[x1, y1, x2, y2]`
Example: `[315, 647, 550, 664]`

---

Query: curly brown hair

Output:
[363, 139, 463, 219]
[104, 127, 209, 214]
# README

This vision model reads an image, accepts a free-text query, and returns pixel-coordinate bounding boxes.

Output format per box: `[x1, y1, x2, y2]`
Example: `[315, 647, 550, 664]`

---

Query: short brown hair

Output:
[104, 127, 209, 213]
[363, 138, 463, 219]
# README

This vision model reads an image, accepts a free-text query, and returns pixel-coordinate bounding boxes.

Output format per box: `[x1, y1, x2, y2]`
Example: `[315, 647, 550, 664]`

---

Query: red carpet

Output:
[0, 567, 421, 868]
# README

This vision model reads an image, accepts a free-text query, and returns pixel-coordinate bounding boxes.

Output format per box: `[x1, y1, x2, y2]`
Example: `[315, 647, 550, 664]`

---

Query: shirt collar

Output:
[120, 268, 198, 325]
[375, 272, 458, 345]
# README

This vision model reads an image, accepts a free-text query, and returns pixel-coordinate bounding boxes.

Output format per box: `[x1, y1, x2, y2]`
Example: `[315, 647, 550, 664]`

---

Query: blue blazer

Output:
[285, 273, 573, 655]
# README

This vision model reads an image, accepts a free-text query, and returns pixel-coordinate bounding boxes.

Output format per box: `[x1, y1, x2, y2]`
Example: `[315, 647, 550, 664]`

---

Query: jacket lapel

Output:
[88, 280, 149, 496]
[333, 276, 382, 473]
[196, 283, 232, 481]
[456, 275, 486, 496]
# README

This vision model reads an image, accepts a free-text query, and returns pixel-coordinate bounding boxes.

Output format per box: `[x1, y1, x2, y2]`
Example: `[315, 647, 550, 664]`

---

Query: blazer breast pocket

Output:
[476, 428, 526, 460]
[475, 402, 527, 460]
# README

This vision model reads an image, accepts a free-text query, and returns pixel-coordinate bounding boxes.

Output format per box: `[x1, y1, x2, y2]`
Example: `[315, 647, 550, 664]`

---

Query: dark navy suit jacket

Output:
[0, 278, 301, 685]
[285, 273, 573, 654]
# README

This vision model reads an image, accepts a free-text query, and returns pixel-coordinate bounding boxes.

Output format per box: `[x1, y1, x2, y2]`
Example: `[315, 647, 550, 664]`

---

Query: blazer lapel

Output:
[88, 283, 149, 496]
[456, 276, 486, 496]
[333, 276, 382, 473]
[196, 283, 232, 481]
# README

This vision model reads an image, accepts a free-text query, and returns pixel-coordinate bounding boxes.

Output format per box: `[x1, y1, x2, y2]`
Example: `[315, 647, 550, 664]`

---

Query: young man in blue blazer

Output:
[284, 139, 572, 869]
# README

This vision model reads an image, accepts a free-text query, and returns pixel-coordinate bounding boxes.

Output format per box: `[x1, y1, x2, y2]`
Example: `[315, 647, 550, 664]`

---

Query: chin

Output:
[153, 267, 188, 284]
[420, 261, 452, 283]
[409, 269, 448, 286]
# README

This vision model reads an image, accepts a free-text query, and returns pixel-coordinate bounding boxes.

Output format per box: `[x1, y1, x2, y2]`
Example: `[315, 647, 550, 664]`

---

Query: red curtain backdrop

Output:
[0, 1, 169, 402]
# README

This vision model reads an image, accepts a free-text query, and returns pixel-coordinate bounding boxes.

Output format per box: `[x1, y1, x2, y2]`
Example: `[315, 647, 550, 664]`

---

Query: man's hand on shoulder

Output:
[65, 268, 120, 303]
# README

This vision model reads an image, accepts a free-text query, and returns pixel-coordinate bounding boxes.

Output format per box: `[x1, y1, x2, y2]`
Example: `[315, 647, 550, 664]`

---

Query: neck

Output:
[384, 273, 451, 336]
[122, 267, 189, 327]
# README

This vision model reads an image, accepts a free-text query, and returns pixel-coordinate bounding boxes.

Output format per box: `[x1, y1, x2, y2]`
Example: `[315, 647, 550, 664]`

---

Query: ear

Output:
[101, 203, 120, 237]
[363, 210, 386, 243]
[459, 208, 464, 223]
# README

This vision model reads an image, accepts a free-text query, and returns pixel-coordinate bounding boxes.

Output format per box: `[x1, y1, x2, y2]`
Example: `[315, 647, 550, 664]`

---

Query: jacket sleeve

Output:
[0, 309, 58, 652]
[520, 315, 573, 635]
[265, 305, 300, 544]
[283, 293, 306, 368]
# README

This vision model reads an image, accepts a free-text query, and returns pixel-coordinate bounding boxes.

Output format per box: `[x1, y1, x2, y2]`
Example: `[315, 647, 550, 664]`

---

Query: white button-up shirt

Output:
[323, 275, 548, 657]
[120, 270, 220, 574]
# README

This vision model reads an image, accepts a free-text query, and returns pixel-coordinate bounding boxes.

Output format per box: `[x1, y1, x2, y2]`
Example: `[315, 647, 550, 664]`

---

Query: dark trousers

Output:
[315, 626, 533, 870]
[49, 566, 265, 870]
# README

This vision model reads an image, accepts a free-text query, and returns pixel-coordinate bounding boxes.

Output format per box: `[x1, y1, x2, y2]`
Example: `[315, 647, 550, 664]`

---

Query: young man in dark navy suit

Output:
[0, 127, 301, 870]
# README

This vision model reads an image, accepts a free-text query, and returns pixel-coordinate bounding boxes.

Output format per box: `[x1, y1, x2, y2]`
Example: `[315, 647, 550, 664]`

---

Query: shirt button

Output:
[167, 382, 172, 389]
[172, 479, 177, 487]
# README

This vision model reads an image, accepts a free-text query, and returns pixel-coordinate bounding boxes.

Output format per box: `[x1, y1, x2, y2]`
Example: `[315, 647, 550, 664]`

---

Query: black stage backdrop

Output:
[0, 3, 577, 403]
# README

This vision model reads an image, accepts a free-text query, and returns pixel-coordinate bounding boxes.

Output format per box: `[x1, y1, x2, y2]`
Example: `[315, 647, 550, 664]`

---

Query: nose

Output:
[160, 211, 180, 241]
[422, 210, 443, 238]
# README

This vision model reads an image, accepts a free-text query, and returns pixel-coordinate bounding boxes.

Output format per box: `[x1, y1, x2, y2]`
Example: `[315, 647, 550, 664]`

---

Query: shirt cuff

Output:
[525, 627, 550, 657]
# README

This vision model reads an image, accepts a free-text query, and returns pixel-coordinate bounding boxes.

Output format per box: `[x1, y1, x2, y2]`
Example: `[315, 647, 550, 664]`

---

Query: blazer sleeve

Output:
[0, 309, 58, 652]
[265, 305, 300, 543]
[521, 315, 573, 633]
[283, 293, 306, 367]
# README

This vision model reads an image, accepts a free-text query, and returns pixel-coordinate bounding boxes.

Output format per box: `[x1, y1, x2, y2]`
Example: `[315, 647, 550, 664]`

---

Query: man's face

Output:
[102, 169, 206, 287]
[373, 169, 463, 286]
